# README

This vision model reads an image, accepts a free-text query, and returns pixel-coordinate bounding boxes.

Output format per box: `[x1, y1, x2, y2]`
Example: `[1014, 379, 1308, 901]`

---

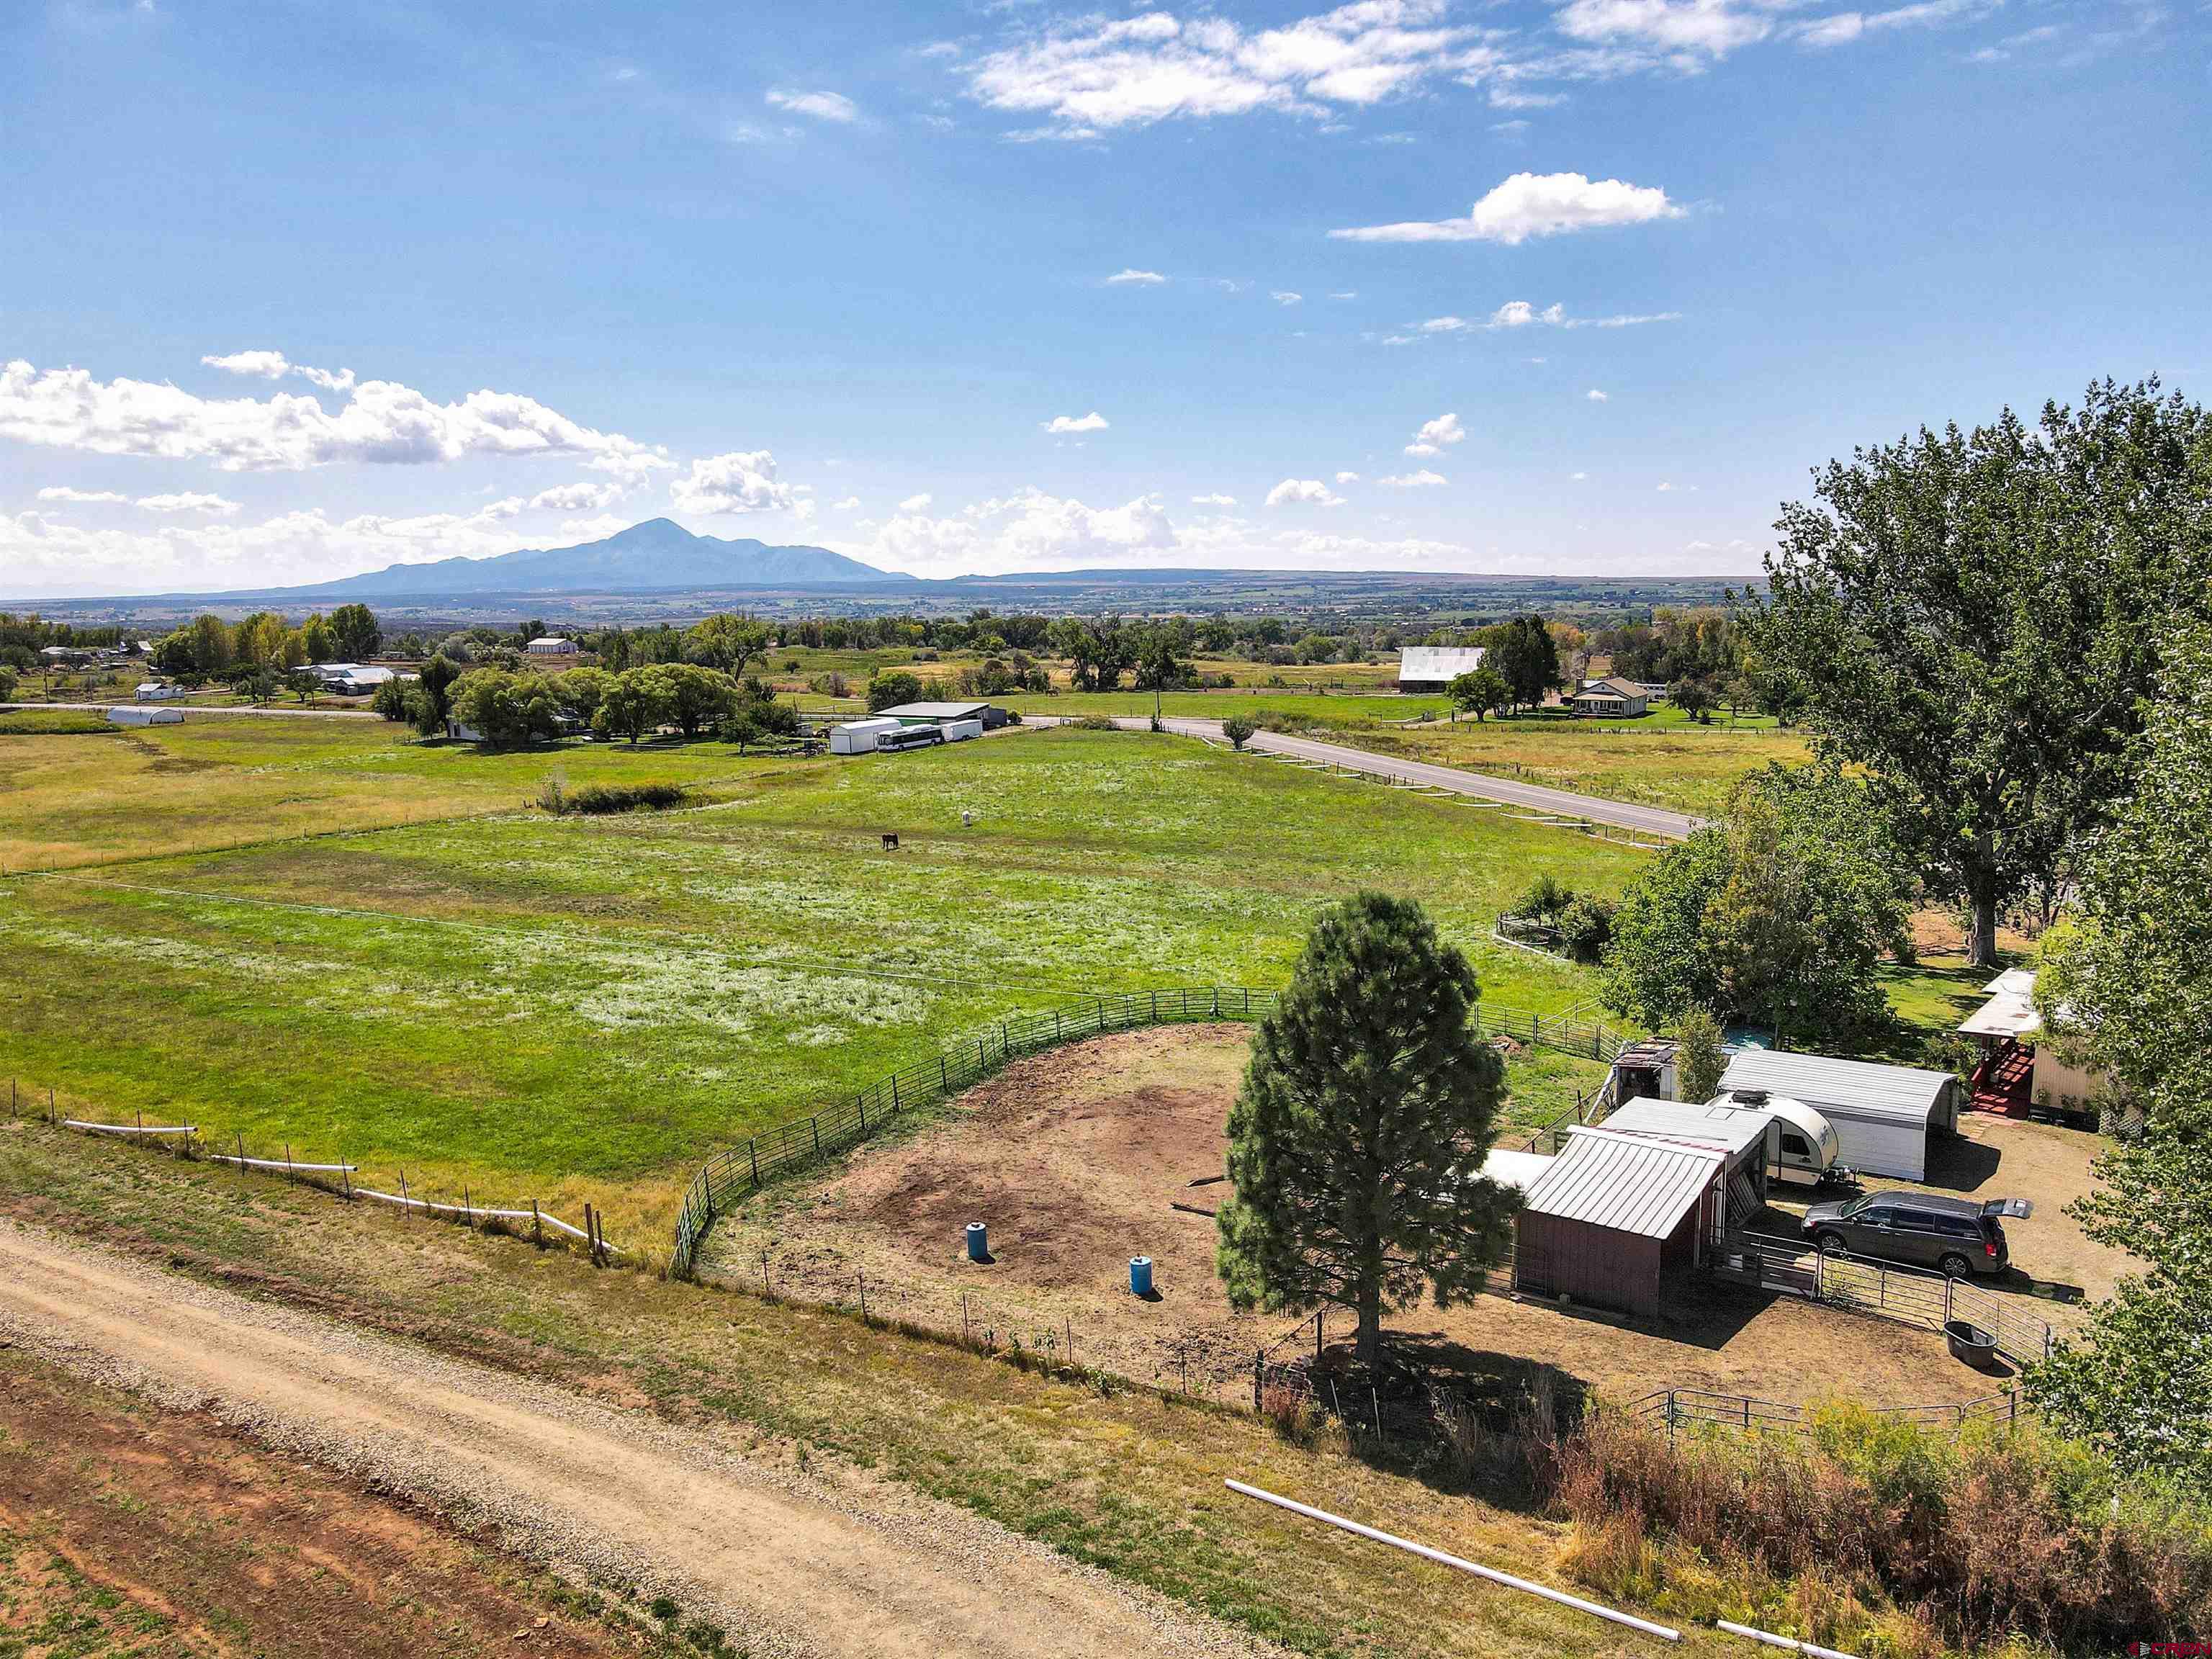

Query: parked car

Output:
[1800, 1191, 2031, 1278]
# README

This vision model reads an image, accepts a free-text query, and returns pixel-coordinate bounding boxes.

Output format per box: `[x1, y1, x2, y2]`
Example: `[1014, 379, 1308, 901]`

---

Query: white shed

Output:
[105, 705, 184, 727]
[830, 717, 904, 755]
[1396, 646, 1486, 691]
[1716, 1050, 1959, 1181]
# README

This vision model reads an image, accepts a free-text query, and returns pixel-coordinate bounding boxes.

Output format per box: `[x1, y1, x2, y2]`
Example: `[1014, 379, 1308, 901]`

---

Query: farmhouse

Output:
[1956, 968, 2111, 1118]
[1716, 1049, 1959, 1182]
[134, 680, 185, 701]
[526, 636, 579, 657]
[1512, 1126, 1728, 1319]
[1569, 676, 1651, 718]
[1395, 645, 1486, 692]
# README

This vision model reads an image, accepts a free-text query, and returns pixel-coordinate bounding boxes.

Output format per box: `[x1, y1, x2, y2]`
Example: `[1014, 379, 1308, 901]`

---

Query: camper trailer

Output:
[1709, 1089, 1845, 1186]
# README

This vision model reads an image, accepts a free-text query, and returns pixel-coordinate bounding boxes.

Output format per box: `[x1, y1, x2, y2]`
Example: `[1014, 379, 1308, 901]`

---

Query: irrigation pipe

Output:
[64, 1119, 197, 1137]
[351, 1187, 615, 1251]
[1717, 1622, 1862, 1659]
[207, 1153, 356, 1174]
[1223, 1479, 1680, 1642]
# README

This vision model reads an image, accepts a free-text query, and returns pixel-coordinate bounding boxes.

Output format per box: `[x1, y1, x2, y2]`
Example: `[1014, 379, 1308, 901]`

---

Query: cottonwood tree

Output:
[2025, 621, 2212, 1479]
[1601, 764, 1911, 1048]
[1215, 891, 1517, 1368]
[1447, 665, 1509, 721]
[685, 613, 769, 678]
[1486, 614, 1562, 711]
[1747, 379, 2212, 966]
[328, 603, 381, 660]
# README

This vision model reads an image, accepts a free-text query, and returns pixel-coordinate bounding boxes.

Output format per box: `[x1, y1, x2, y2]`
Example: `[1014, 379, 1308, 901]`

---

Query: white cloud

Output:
[36, 486, 129, 504]
[899, 492, 933, 513]
[526, 480, 624, 513]
[668, 449, 796, 514]
[201, 349, 356, 393]
[135, 491, 240, 516]
[1379, 469, 1447, 487]
[834, 495, 862, 511]
[0, 359, 672, 475]
[766, 88, 860, 122]
[1106, 268, 1167, 284]
[1271, 289, 1304, 306]
[1190, 492, 1238, 506]
[1419, 315, 1473, 333]
[1405, 411, 1466, 457]
[858, 487, 1176, 577]
[1265, 477, 1346, 508]
[1043, 410, 1110, 433]
[1490, 299, 1563, 327]
[1586, 388, 1609, 401]
[1328, 289, 1359, 300]
[559, 514, 629, 541]
[1334, 470, 1362, 484]
[1555, 0, 1781, 57]
[961, 2, 1498, 135]
[1570, 469, 1589, 480]
[1331, 170, 1682, 245]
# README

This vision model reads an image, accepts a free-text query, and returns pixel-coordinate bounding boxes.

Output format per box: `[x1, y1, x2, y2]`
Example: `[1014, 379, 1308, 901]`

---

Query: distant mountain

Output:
[279, 519, 916, 598]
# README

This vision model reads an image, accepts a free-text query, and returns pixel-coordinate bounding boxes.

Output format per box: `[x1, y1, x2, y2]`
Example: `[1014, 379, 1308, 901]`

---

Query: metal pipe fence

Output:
[669, 987, 1626, 1278]
[1622, 1385, 2020, 1440]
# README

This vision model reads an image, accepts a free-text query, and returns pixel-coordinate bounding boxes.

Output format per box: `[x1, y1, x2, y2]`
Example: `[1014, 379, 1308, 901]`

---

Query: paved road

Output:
[1034, 715, 1703, 841]
[0, 1220, 1263, 1659]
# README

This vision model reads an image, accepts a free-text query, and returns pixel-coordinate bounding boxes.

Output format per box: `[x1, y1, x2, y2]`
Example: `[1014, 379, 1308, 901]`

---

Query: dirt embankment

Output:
[0, 1218, 1265, 1659]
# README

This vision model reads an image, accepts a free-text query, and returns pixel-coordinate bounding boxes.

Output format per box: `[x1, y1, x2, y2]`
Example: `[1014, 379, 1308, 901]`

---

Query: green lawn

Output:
[0, 724, 1645, 1242]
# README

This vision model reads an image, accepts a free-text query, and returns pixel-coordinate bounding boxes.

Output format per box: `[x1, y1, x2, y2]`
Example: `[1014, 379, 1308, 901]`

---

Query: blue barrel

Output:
[966, 1221, 988, 1262]
[1129, 1256, 1154, 1297]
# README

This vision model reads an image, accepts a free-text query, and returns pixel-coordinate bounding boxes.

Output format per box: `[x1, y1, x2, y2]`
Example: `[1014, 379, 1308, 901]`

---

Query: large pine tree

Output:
[1215, 892, 1517, 1368]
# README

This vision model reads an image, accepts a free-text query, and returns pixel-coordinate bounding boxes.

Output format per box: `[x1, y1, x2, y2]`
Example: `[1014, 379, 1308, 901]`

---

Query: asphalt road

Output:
[4, 698, 379, 720]
[1034, 714, 1704, 842]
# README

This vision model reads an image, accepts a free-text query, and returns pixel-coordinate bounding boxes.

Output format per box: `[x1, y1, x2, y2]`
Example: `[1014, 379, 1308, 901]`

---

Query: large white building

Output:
[1396, 646, 1486, 691]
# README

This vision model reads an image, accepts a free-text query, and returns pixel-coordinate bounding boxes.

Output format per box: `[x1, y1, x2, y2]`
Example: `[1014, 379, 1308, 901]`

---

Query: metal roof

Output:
[875, 701, 992, 719]
[1718, 1050, 1954, 1125]
[1600, 1099, 1776, 1162]
[1397, 646, 1486, 681]
[1521, 1127, 1723, 1238]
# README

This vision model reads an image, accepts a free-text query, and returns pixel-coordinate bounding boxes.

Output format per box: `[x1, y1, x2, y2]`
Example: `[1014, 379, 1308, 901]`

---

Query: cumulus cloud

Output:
[1265, 477, 1346, 507]
[1271, 290, 1304, 306]
[0, 359, 672, 476]
[135, 492, 241, 516]
[1379, 469, 1447, 487]
[1043, 411, 1110, 433]
[1106, 268, 1167, 284]
[1334, 470, 1362, 484]
[766, 88, 860, 122]
[858, 487, 1175, 576]
[1404, 411, 1466, 457]
[668, 450, 796, 514]
[834, 495, 862, 511]
[1331, 171, 1681, 245]
[1586, 388, 1610, 401]
[37, 486, 130, 505]
[1190, 492, 1238, 506]
[201, 349, 356, 393]
[961, 1, 1498, 135]
[898, 492, 933, 513]
[526, 480, 624, 513]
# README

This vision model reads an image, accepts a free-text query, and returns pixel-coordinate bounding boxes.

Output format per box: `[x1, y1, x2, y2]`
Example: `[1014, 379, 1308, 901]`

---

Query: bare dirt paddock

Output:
[710, 1027, 2012, 1409]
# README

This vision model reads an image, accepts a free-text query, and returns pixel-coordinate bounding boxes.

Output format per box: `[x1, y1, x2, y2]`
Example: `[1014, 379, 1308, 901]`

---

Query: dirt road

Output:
[0, 1218, 1264, 1659]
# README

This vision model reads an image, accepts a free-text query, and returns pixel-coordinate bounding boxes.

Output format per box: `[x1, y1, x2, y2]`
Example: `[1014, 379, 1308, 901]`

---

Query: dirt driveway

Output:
[716, 1027, 2000, 1408]
[0, 1218, 1263, 1659]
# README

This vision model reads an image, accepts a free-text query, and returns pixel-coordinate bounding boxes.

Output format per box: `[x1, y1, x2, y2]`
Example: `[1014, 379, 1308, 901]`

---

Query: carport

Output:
[1512, 1127, 1727, 1319]
[1717, 1051, 1959, 1182]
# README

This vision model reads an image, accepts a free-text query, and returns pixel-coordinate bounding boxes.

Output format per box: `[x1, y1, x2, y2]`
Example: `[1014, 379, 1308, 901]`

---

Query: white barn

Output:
[1716, 1050, 1960, 1182]
[1397, 646, 1487, 692]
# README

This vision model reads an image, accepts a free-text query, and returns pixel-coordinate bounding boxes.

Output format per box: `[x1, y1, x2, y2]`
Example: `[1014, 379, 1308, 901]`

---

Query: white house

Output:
[526, 637, 579, 657]
[1396, 646, 1486, 692]
[1956, 968, 2111, 1118]
[1570, 677, 1651, 718]
[134, 681, 186, 702]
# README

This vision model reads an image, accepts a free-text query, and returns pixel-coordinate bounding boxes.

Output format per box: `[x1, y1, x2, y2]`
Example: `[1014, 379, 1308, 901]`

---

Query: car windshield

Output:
[1838, 1195, 1877, 1218]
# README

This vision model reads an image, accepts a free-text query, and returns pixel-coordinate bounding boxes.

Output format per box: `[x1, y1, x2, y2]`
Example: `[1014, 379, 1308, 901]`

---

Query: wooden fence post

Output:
[858, 1269, 868, 1321]
[1253, 1349, 1264, 1411]
[962, 1291, 971, 1345]
[749, 1140, 760, 1185]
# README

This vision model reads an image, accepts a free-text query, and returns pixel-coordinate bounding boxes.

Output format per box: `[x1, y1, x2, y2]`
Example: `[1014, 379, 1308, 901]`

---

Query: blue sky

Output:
[2, 0, 2203, 598]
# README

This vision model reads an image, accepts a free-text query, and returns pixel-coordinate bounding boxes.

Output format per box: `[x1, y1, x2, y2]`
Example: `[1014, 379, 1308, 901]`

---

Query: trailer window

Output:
[1780, 1130, 1810, 1156]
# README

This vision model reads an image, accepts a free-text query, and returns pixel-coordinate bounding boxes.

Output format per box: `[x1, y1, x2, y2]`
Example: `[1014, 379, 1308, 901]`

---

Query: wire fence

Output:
[1621, 1385, 2020, 1441]
[10, 1082, 619, 1265]
[668, 986, 1631, 1277]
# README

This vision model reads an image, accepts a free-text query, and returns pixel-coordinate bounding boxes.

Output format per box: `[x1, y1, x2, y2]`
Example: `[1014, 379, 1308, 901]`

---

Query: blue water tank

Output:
[966, 1221, 988, 1262]
[1129, 1256, 1154, 1297]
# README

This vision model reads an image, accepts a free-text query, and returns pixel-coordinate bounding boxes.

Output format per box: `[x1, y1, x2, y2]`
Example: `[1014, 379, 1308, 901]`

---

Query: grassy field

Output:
[0, 721, 1646, 1244]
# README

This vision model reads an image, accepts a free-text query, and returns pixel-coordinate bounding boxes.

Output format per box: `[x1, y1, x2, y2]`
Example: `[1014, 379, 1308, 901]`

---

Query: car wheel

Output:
[1938, 1253, 1973, 1280]
[1815, 1232, 1849, 1258]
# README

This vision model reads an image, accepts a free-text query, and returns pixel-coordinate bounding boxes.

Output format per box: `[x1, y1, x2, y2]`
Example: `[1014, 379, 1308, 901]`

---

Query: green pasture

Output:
[0, 724, 1645, 1238]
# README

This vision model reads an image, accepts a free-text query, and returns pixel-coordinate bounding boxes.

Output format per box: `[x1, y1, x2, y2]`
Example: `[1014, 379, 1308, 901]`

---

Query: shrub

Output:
[1675, 1004, 1727, 1102]
[1516, 873, 1574, 922]
[1222, 714, 1256, 750]
[1069, 714, 1118, 732]
[538, 782, 690, 816]
[1558, 894, 1615, 962]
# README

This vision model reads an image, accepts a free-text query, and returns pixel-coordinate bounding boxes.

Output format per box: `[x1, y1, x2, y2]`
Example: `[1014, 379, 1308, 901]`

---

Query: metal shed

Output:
[1512, 1128, 1726, 1318]
[1597, 1097, 1776, 1223]
[1717, 1050, 1959, 1181]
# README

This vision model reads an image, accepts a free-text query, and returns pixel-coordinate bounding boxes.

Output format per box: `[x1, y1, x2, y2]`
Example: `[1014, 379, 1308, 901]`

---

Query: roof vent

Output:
[1731, 1088, 1769, 1106]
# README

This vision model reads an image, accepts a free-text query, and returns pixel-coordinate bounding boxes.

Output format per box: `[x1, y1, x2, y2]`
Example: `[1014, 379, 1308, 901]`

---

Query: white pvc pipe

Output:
[1717, 1621, 1862, 1659]
[1223, 1479, 1679, 1642]
[207, 1154, 357, 1174]
[65, 1119, 197, 1136]
[350, 1187, 615, 1252]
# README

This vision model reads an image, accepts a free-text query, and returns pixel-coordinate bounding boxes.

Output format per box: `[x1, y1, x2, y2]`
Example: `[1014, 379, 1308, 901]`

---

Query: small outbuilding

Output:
[873, 700, 1007, 732]
[134, 681, 185, 702]
[526, 637, 579, 656]
[1512, 1126, 1727, 1319]
[105, 705, 184, 727]
[829, 717, 904, 755]
[1716, 1050, 1959, 1182]
[1596, 1097, 1776, 1224]
[1396, 645, 1486, 692]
